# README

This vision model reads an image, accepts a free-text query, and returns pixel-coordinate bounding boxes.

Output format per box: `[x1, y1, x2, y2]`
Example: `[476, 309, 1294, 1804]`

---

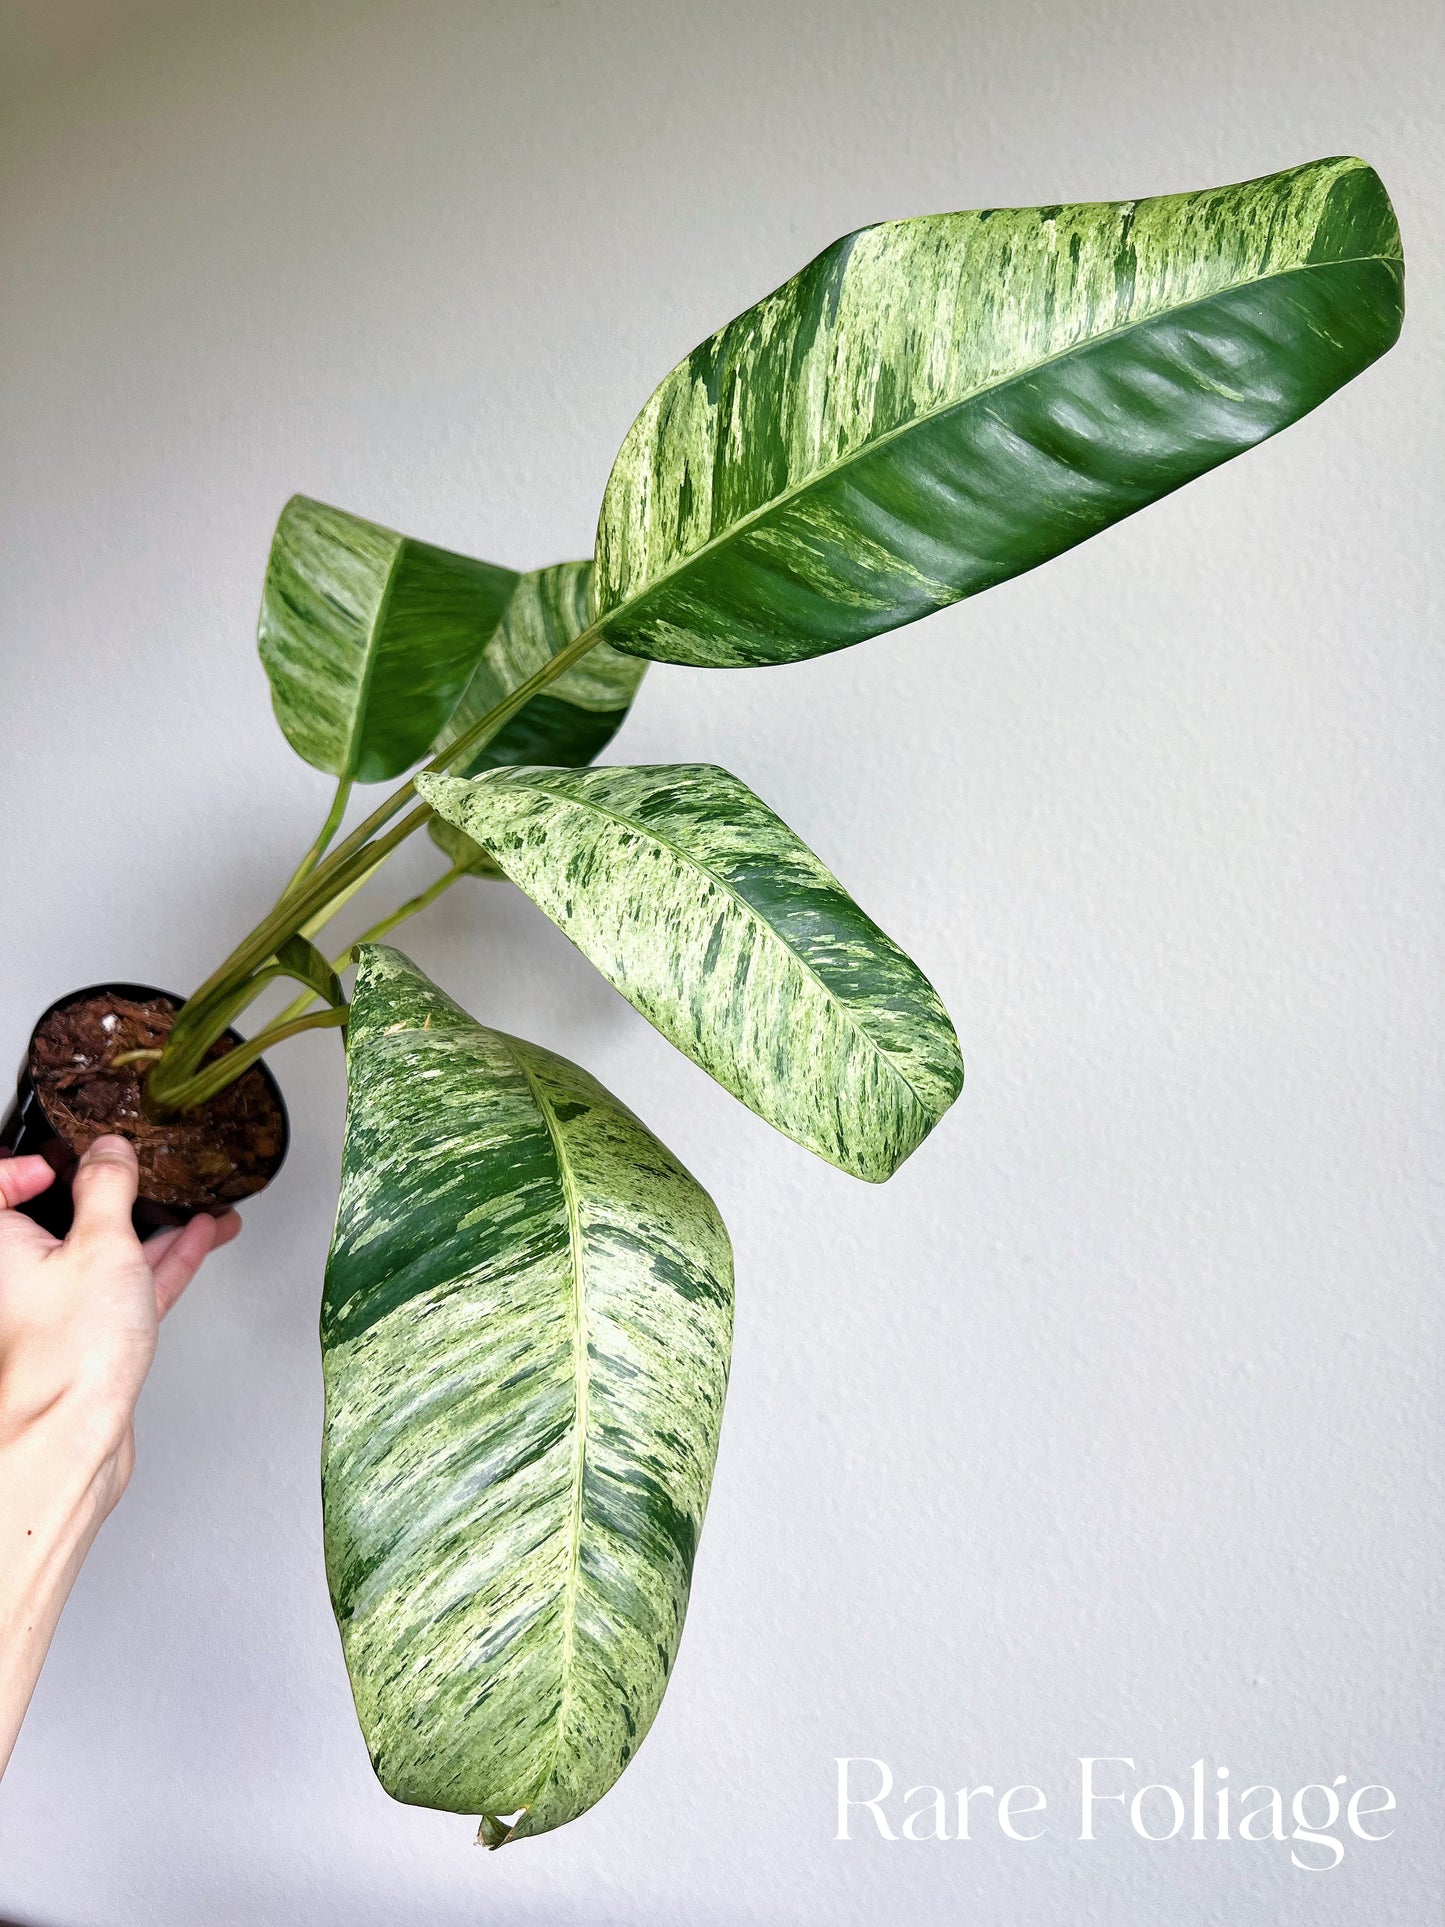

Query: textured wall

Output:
[0, 1, 1439, 1921]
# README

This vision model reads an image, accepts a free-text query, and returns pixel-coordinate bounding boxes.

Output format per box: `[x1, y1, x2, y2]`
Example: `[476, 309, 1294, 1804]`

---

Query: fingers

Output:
[0, 1153, 59, 1257]
[66, 1135, 140, 1249]
[0, 1153, 56, 1211]
[211, 1209, 243, 1254]
[140, 1224, 184, 1267]
[147, 1209, 241, 1319]
[148, 1215, 213, 1318]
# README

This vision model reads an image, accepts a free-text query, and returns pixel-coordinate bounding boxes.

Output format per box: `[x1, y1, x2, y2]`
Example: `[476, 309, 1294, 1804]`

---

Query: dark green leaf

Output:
[428, 558, 647, 876]
[430, 559, 645, 775]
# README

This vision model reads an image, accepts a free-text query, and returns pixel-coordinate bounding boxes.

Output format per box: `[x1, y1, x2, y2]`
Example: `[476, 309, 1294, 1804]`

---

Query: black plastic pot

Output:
[0, 982, 289, 1238]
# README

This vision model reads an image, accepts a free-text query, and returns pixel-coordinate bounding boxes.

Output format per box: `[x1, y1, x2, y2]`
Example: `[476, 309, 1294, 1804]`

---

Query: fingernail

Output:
[83, 1134, 133, 1158]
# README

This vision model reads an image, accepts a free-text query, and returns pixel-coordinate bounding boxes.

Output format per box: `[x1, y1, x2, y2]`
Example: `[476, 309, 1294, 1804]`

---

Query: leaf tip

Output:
[476, 1808, 527, 1850]
[413, 770, 458, 810]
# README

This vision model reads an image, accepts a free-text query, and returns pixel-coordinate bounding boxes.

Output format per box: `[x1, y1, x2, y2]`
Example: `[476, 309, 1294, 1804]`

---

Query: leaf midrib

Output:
[489, 774, 939, 1124]
[341, 532, 407, 780]
[596, 250, 1397, 630]
[510, 1043, 591, 1808]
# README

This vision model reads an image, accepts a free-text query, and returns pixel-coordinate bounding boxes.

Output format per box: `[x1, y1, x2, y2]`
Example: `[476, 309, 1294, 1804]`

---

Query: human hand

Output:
[0, 1137, 240, 1504]
[0, 1137, 240, 1779]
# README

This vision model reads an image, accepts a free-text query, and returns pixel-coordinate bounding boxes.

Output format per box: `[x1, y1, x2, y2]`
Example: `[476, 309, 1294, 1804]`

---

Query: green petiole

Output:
[144, 619, 602, 1113]
[157, 1006, 350, 1114]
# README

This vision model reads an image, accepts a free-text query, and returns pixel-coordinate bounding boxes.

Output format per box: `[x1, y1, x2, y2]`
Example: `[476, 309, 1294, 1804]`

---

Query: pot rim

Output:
[17, 978, 291, 1199]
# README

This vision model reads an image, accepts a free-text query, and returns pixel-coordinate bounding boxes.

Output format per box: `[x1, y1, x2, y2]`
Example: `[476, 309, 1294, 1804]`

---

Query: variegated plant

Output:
[132, 157, 1402, 1842]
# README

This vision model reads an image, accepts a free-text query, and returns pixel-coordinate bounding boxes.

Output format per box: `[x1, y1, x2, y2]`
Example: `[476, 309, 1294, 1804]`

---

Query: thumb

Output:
[67, 1134, 140, 1246]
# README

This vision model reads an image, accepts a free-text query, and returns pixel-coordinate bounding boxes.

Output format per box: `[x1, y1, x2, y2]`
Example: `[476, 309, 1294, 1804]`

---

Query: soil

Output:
[28, 992, 285, 1208]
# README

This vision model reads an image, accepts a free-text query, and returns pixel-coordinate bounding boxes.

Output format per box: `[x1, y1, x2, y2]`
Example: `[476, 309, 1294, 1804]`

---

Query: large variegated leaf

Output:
[416, 766, 963, 1181]
[321, 945, 732, 1843]
[592, 156, 1402, 667]
[259, 495, 518, 782]
[428, 559, 646, 873]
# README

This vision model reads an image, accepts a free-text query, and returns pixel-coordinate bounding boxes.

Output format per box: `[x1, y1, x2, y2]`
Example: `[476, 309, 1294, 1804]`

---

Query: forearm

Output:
[0, 1391, 128, 1779]
[0, 1140, 231, 1781]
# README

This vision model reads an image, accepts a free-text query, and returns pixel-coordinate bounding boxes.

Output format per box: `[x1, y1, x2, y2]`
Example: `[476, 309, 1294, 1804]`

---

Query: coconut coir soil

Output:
[29, 992, 284, 1208]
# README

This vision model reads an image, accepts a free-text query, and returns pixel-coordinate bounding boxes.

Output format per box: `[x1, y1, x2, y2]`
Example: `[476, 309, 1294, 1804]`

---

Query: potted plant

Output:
[2, 155, 1403, 1845]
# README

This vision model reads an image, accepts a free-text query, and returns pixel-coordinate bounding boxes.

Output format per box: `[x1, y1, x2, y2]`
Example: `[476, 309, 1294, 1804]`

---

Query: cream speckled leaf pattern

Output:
[259, 495, 518, 781]
[417, 766, 963, 1181]
[322, 945, 732, 1842]
[428, 812, 504, 877]
[594, 157, 1403, 666]
[428, 560, 646, 873]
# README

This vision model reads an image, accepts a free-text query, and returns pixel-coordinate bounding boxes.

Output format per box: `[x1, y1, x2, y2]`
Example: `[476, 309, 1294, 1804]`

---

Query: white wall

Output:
[0, 2, 1439, 1921]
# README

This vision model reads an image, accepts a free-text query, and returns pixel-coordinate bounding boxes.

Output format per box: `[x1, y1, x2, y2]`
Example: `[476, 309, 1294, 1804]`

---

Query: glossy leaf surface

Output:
[593, 157, 1403, 667]
[321, 946, 733, 1842]
[418, 766, 963, 1181]
[259, 495, 518, 782]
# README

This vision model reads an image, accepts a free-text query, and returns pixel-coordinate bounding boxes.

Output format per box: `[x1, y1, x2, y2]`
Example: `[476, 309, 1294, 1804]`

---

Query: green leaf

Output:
[321, 945, 732, 1842]
[259, 495, 519, 782]
[428, 559, 646, 876]
[430, 559, 646, 775]
[593, 156, 1403, 667]
[417, 766, 963, 1181]
[274, 933, 346, 1010]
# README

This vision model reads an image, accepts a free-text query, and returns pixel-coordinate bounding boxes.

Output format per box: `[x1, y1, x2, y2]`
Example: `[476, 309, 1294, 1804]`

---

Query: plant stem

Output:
[331, 863, 467, 970]
[270, 864, 467, 1030]
[314, 621, 602, 885]
[146, 619, 606, 1108]
[146, 815, 421, 1108]
[161, 1006, 349, 1113]
[279, 777, 353, 897]
[294, 849, 391, 941]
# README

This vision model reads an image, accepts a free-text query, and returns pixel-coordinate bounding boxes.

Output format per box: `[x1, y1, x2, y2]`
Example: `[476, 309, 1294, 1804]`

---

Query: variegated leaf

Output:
[431, 559, 646, 773]
[321, 945, 732, 1843]
[428, 559, 646, 873]
[259, 495, 518, 782]
[592, 156, 1403, 667]
[428, 812, 504, 878]
[416, 766, 963, 1181]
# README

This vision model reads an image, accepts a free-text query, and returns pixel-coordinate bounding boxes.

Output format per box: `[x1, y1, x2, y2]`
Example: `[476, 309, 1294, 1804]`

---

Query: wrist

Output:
[0, 1373, 134, 1518]
[0, 1333, 140, 1457]
[0, 1391, 132, 1653]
